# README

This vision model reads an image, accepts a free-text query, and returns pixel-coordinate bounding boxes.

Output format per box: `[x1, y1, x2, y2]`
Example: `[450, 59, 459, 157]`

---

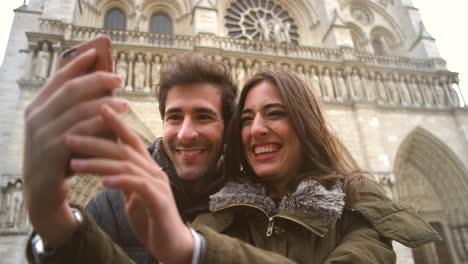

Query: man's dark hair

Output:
[156, 52, 238, 127]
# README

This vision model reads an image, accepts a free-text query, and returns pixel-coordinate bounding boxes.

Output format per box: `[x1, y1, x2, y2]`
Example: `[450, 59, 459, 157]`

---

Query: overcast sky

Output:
[0, 0, 466, 102]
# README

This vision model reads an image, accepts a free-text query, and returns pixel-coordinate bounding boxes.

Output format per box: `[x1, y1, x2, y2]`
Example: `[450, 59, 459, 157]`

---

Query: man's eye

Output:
[166, 115, 182, 121]
[197, 114, 213, 120]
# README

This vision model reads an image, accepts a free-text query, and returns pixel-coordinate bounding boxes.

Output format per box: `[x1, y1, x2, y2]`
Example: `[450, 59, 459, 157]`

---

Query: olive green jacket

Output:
[26, 179, 439, 264]
[190, 179, 440, 264]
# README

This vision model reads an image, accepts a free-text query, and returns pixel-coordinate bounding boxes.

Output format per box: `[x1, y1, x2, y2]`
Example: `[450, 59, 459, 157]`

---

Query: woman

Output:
[189, 69, 440, 263]
[33, 69, 439, 264]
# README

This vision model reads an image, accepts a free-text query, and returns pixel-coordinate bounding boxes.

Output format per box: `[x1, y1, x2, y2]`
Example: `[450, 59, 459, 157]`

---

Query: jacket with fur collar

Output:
[192, 178, 440, 264]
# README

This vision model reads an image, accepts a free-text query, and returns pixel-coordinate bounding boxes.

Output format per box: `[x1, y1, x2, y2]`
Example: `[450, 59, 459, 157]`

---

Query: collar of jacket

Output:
[148, 137, 227, 221]
[208, 178, 345, 236]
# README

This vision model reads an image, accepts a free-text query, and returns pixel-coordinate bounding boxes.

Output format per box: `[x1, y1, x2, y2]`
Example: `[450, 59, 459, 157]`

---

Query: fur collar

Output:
[209, 179, 345, 224]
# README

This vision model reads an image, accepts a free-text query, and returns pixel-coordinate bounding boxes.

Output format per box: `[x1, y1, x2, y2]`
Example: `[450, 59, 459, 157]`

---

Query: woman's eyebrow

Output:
[241, 103, 286, 115]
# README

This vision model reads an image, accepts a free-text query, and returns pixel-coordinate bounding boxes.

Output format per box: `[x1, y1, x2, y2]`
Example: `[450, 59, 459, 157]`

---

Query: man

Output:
[84, 52, 237, 263]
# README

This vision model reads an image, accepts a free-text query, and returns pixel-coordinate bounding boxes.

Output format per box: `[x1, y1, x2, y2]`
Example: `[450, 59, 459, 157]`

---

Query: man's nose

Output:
[251, 116, 269, 138]
[177, 118, 199, 144]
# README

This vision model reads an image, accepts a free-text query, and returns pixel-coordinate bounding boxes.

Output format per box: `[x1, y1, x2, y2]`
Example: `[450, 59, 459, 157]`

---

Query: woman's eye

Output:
[268, 111, 286, 117]
[240, 117, 253, 125]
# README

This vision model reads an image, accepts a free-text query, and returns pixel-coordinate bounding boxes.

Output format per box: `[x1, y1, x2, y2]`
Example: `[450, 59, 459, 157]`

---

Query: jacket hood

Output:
[209, 179, 345, 224]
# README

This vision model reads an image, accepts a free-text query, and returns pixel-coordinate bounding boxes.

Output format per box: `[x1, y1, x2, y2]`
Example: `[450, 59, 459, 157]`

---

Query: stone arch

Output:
[141, 0, 189, 23]
[218, 0, 321, 45]
[347, 22, 369, 52]
[370, 26, 397, 55]
[393, 127, 468, 263]
[68, 107, 157, 207]
[340, 0, 405, 53]
[95, 0, 135, 28]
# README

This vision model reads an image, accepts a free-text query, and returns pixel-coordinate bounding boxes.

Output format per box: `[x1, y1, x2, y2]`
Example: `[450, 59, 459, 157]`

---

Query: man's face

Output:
[162, 83, 224, 183]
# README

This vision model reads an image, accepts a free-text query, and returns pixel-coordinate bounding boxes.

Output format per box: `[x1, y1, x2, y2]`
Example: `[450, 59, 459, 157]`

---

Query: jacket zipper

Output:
[213, 203, 325, 238]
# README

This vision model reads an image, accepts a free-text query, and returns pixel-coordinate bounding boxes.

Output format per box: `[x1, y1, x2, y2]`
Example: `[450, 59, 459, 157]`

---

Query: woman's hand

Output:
[67, 105, 194, 264]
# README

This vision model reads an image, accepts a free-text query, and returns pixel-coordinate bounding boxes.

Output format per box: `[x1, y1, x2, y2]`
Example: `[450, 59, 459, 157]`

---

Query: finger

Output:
[102, 175, 168, 217]
[37, 97, 128, 141]
[70, 157, 149, 178]
[100, 105, 149, 156]
[31, 72, 121, 126]
[66, 134, 130, 160]
[27, 48, 98, 116]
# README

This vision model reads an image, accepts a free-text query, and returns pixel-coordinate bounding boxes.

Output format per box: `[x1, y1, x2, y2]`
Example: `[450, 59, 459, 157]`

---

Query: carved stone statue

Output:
[258, 18, 271, 42]
[398, 75, 412, 105]
[350, 68, 364, 100]
[151, 55, 162, 90]
[5, 182, 23, 228]
[420, 78, 434, 106]
[361, 71, 375, 101]
[447, 77, 460, 107]
[433, 77, 447, 106]
[116, 53, 128, 89]
[322, 68, 335, 100]
[386, 74, 400, 104]
[409, 77, 423, 105]
[375, 73, 388, 103]
[235, 60, 246, 87]
[134, 54, 146, 91]
[308, 67, 322, 97]
[33, 42, 51, 80]
[335, 69, 349, 101]
[296, 65, 307, 83]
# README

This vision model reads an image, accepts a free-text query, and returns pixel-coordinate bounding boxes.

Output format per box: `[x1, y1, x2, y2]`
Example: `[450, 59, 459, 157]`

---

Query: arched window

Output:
[149, 13, 173, 34]
[104, 8, 127, 30]
[371, 37, 387, 55]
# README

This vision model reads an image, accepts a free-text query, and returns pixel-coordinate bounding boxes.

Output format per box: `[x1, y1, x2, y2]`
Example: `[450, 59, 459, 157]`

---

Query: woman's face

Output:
[241, 81, 303, 194]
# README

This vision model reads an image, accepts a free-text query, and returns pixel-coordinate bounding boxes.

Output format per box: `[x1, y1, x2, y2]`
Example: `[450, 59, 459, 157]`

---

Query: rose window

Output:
[225, 0, 299, 45]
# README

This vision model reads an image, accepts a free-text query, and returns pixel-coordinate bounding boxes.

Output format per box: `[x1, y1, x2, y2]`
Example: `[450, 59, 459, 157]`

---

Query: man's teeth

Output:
[254, 144, 278, 155]
[180, 150, 202, 156]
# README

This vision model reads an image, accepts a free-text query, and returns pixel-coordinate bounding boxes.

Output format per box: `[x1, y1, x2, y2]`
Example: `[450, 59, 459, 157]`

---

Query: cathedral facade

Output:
[0, 0, 467, 263]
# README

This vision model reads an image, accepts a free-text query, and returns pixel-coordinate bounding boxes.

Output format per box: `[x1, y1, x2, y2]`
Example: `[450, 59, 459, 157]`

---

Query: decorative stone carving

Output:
[33, 42, 51, 80]
[322, 68, 335, 100]
[420, 77, 434, 106]
[295, 64, 307, 83]
[362, 71, 376, 101]
[235, 60, 246, 87]
[308, 66, 322, 97]
[351, 4, 374, 25]
[1, 181, 24, 229]
[375, 73, 388, 103]
[335, 68, 349, 101]
[134, 54, 146, 91]
[433, 77, 447, 106]
[409, 76, 424, 105]
[116, 53, 128, 89]
[386, 73, 400, 104]
[225, 0, 299, 44]
[350, 68, 364, 100]
[446, 77, 460, 107]
[398, 75, 412, 105]
[151, 55, 161, 90]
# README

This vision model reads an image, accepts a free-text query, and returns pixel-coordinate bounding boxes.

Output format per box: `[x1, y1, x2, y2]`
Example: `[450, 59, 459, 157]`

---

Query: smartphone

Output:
[59, 35, 114, 73]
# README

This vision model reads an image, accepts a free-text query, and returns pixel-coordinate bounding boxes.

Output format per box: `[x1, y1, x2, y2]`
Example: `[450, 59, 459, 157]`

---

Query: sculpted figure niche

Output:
[151, 55, 162, 91]
[33, 42, 51, 80]
[335, 69, 349, 101]
[447, 77, 460, 107]
[361, 71, 376, 101]
[350, 68, 364, 100]
[308, 66, 322, 97]
[375, 73, 388, 103]
[398, 75, 412, 105]
[235, 60, 246, 87]
[116, 53, 128, 89]
[134, 54, 146, 91]
[409, 76, 424, 105]
[420, 78, 434, 106]
[386, 73, 400, 104]
[433, 77, 447, 106]
[322, 68, 335, 100]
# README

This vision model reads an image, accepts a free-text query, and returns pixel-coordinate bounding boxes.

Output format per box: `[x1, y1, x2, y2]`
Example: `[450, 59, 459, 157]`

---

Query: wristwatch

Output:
[30, 207, 83, 264]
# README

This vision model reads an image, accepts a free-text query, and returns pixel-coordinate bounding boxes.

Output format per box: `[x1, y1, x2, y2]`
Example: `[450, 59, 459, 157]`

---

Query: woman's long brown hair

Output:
[224, 69, 367, 203]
